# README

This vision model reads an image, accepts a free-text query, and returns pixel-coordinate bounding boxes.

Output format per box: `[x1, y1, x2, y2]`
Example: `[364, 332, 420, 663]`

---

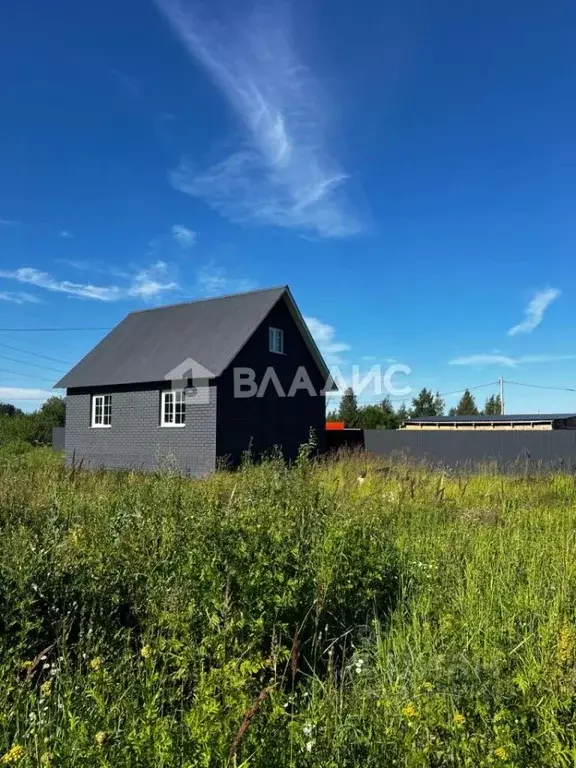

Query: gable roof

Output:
[55, 286, 333, 389]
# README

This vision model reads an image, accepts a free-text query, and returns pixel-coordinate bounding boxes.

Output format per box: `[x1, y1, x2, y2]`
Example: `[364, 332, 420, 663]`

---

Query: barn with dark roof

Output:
[56, 286, 332, 475]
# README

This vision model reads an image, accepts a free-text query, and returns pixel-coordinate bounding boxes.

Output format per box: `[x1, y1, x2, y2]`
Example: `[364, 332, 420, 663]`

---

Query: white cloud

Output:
[155, 0, 361, 238]
[0, 291, 42, 305]
[0, 387, 54, 403]
[304, 316, 351, 365]
[0, 217, 19, 226]
[0, 263, 179, 302]
[508, 288, 560, 336]
[449, 353, 576, 368]
[59, 230, 74, 239]
[171, 224, 196, 249]
[196, 263, 256, 297]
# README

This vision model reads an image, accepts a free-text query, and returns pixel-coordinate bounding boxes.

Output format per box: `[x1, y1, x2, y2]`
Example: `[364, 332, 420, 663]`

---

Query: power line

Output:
[504, 379, 576, 393]
[437, 381, 498, 398]
[0, 342, 72, 366]
[0, 354, 66, 375]
[0, 327, 110, 332]
[0, 367, 58, 383]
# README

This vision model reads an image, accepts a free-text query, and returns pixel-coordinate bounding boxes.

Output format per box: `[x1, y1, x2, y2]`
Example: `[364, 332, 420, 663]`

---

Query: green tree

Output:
[453, 389, 479, 416]
[411, 388, 445, 417]
[357, 398, 399, 429]
[483, 394, 502, 415]
[0, 403, 23, 417]
[396, 403, 410, 424]
[31, 396, 66, 445]
[338, 388, 360, 427]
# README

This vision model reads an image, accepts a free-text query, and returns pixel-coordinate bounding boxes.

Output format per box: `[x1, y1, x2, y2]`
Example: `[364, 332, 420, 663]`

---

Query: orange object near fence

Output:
[326, 421, 345, 430]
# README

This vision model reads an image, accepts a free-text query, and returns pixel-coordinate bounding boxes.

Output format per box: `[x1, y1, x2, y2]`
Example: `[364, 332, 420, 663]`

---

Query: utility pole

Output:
[499, 377, 505, 415]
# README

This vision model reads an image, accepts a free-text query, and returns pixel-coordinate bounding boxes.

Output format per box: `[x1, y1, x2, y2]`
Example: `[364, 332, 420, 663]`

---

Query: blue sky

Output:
[1, 0, 575, 412]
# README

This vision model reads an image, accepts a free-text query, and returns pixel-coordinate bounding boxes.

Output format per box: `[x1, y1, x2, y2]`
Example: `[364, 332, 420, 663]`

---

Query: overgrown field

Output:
[2, 447, 576, 766]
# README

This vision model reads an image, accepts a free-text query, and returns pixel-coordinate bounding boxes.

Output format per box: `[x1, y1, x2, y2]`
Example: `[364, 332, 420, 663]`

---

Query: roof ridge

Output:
[128, 285, 288, 316]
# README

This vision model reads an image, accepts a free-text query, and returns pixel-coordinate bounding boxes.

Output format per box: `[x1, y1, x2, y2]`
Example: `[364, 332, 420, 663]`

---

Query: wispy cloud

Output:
[196, 263, 256, 296]
[0, 263, 178, 302]
[449, 353, 576, 368]
[155, 0, 360, 238]
[508, 288, 560, 336]
[59, 230, 74, 239]
[0, 387, 54, 403]
[0, 217, 20, 226]
[111, 69, 141, 99]
[171, 224, 196, 249]
[304, 316, 350, 365]
[0, 291, 42, 305]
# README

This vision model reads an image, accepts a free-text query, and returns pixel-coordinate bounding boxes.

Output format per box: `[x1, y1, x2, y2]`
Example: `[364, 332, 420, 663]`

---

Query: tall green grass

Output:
[1, 448, 576, 766]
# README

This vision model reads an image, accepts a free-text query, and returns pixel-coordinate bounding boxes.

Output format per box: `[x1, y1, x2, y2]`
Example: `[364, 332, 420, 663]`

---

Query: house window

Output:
[269, 327, 284, 354]
[161, 390, 186, 427]
[91, 394, 112, 427]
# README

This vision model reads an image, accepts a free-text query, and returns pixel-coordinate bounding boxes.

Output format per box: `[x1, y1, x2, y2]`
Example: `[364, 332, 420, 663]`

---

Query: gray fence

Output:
[52, 427, 65, 451]
[327, 429, 576, 471]
[363, 430, 576, 471]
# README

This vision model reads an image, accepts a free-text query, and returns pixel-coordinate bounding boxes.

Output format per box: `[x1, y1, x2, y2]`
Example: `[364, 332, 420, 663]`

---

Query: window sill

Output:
[269, 350, 286, 355]
[159, 424, 186, 428]
[91, 424, 111, 429]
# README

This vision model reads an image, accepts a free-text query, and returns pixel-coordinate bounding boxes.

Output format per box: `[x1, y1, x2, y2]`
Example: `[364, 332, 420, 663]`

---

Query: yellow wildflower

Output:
[89, 657, 103, 672]
[140, 644, 152, 661]
[421, 681, 434, 692]
[556, 623, 574, 666]
[40, 680, 52, 698]
[20, 661, 33, 672]
[494, 746, 508, 761]
[1, 744, 24, 764]
[94, 731, 108, 748]
[453, 712, 466, 726]
[40, 753, 52, 766]
[402, 703, 418, 719]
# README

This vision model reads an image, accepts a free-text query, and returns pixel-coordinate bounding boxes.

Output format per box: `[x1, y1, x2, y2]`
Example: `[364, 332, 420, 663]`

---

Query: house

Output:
[55, 286, 333, 475]
[402, 414, 576, 431]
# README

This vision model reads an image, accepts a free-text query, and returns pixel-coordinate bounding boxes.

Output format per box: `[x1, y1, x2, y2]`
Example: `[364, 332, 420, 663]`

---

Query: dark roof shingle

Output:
[56, 286, 329, 388]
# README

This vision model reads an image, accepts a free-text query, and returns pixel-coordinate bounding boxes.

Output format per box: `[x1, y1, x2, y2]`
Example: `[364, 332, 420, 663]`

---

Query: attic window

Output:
[161, 390, 186, 427]
[269, 327, 284, 354]
[91, 394, 111, 428]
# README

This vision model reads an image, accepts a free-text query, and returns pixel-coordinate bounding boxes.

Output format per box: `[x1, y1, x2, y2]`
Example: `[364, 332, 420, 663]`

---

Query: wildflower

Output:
[1, 744, 24, 764]
[94, 731, 108, 748]
[21, 661, 33, 672]
[355, 658, 365, 674]
[140, 645, 152, 661]
[494, 746, 508, 760]
[402, 703, 418, 719]
[89, 657, 103, 672]
[421, 681, 434, 692]
[40, 680, 52, 698]
[305, 740, 315, 752]
[303, 724, 313, 737]
[453, 712, 466, 726]
[40, 753, 52, 766]
[556, 624, 575, 666]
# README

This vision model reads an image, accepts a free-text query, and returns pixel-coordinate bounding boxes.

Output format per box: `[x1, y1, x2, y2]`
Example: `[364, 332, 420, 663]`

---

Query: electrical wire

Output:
[0, 367, 58, 383]
[0, 343, 71, 366]
[504, 379, 576, 393]
[0, 354, 66, 375]
[0, 327, 110, 332]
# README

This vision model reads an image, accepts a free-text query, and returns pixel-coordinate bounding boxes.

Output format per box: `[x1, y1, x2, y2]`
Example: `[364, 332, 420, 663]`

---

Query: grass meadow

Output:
[1, 444, 576, 766]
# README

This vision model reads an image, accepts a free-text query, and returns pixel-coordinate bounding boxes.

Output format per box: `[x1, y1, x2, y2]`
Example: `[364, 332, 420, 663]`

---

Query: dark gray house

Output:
[55, 286, 332, 475]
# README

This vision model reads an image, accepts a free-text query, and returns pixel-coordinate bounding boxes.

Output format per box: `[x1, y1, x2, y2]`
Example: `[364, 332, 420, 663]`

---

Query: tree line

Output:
[327, 388, 502, 430]
[0, 397, 66, 447]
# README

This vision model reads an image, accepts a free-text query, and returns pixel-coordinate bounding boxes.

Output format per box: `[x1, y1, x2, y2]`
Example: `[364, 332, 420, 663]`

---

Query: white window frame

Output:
[91, 394, 112, 428]
[269, 327, 284, 354]
[161, 389, 186, 427]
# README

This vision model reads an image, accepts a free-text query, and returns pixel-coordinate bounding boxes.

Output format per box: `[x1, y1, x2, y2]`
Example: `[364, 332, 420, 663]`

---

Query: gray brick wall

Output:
[65, 384, 216, 476]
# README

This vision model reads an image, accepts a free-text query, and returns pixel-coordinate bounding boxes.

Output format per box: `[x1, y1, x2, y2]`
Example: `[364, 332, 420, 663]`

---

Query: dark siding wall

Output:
[216, 296, 326, 465]
[52, 427, 65, 451]
[65, 383, 216, 475]
[361, 430, 576, 471]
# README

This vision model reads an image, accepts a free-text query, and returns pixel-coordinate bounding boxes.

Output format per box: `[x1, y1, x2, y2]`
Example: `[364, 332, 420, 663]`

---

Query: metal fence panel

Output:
[52, 427, 65, 451]
[362, 430, 576, 471]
